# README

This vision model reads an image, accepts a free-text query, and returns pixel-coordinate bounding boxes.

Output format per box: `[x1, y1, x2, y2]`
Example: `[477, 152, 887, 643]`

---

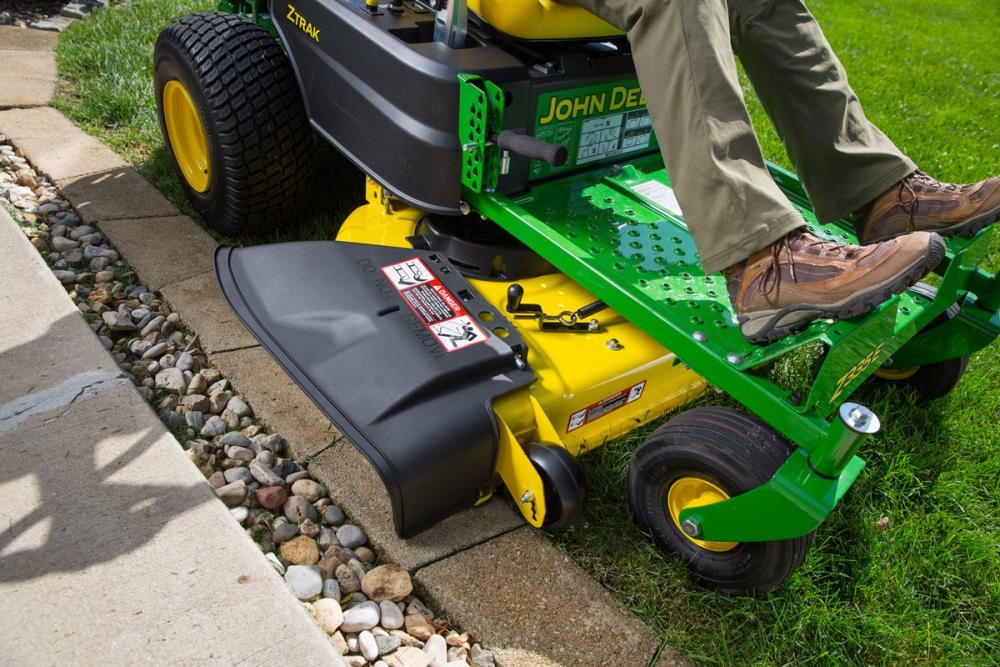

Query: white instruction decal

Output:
[631, 180, 685, 221]
[381, 257, 488, 353]
[566, 380, 647, 432]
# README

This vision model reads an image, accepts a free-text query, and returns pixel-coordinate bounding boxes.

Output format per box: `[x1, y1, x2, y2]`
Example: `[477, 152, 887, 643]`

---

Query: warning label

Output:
[566, 380, 646, 432]
[381, 258, 488, 352]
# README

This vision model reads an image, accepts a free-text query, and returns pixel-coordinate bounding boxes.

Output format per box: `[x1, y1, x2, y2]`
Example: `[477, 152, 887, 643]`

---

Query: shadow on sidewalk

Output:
[0, 313, 209, 583]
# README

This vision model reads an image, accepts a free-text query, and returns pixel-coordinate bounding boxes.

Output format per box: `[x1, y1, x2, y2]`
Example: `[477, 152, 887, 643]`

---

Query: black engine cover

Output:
[215, 241, 534, 536]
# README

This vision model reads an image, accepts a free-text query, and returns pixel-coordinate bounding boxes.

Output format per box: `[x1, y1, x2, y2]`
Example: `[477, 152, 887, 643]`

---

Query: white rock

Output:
[385, 646, 432, 667]
[313, 597, 344, 634]
[229, 506, 249, 524]
[423, 634, 447, 667]
[227, 395, 253, 417]
[359, 631, 379, 662]
[265, 552, 286, 575]
[341, 600, 380, 632]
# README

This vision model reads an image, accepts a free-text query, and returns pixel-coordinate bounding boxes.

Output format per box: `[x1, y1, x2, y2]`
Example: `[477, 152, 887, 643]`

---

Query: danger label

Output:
[381, 258, 488, 352]
[566, 380, 646, 432]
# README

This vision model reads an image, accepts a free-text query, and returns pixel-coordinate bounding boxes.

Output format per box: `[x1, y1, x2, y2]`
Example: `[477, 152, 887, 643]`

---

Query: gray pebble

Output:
[141, 342, 168, 359]
[272, 519, 299, 544]
[200, 415, 227, 437]
[324, 505, 346, 526]
[379, 601, 404, 630]
[220, 431, 251, 448]
[337, 524, 367, 549]
[215, 480, 246, 507]
[284, 565, 323, 600]
[249, 461, 284, 486]
[224, 467, 253, 485]
[323, 578, 342, 600]
[185, 410, 204, 431]
[175, 351, 194, 372]
[227, 446, 255, 462]
[284, 495, 318, 523]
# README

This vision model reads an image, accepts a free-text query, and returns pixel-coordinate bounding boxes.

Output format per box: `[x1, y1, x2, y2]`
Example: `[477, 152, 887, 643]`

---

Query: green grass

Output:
[56, 1, 999, 664]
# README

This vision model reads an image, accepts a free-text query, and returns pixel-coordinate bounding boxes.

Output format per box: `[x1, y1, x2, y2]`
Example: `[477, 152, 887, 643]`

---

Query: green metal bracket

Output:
[888, 294, 1000, 368]
[679, 448, 866, 542]
[806, 300, 898, 409]
[458, 74, 504, 194]
[218, 0, 277, 37]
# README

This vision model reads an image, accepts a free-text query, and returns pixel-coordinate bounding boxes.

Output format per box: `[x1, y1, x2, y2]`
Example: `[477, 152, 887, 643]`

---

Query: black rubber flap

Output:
[215, 242, 534, 537]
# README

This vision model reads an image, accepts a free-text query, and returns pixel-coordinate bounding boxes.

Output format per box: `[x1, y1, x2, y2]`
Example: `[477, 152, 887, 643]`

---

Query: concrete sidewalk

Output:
[0, 208, 342, 664]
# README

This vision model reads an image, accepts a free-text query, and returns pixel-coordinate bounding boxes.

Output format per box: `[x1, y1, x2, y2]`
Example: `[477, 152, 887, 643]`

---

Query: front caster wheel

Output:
[627, 407, 814, 596]
[527, 443, 586, 532]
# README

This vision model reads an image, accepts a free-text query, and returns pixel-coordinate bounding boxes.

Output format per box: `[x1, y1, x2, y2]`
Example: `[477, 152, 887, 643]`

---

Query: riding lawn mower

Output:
[153, 0, 1000, 594]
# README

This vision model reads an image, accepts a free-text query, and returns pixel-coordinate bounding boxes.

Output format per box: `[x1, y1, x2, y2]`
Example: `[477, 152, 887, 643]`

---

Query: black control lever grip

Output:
[495, 130, 568, 167]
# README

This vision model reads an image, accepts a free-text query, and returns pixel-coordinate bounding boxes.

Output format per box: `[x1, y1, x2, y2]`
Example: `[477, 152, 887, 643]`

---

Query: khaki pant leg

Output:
[560, 0, 804, 273]
[727, 0, 916, 222]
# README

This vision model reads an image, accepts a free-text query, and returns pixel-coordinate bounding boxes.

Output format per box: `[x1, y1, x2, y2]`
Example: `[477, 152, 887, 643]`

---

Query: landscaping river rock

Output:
[0, 134, 497, 667]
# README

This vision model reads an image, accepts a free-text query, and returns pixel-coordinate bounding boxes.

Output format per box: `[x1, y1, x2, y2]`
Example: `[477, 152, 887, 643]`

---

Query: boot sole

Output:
[863, 205, 1000, 244]
[739, 233, 946, 344]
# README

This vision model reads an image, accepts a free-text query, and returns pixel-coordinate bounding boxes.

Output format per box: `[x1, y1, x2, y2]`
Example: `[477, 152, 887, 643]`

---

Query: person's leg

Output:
[559, 0, 942, 343]
[728, 0, 915, 223]
[562, 0, 804, 274]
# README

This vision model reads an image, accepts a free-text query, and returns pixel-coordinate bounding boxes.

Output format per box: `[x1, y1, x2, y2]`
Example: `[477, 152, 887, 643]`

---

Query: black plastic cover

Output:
[215, 241, 534, 536]
[274, 0, 643, 211]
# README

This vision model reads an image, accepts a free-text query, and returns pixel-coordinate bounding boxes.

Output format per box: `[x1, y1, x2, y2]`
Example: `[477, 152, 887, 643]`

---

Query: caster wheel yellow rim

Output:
[667, 476, 738, 552]
[162, 80, 211, 193]
[874, 366, 920, 381]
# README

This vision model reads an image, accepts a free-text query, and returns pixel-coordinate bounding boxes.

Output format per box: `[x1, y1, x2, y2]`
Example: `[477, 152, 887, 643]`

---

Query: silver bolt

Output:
[462, 142, 478, 153]
[606, 338, 624, 351]
[839, 402, 881, 435]
[693, 331, 708, 342]
[519, 490, 534, 504]
[587, 319, 599, 331]
[459, 201, 471, 215]
[681, 518, 701, 538]
[726, 352, 743, 365]
[513, 355, 526, 370]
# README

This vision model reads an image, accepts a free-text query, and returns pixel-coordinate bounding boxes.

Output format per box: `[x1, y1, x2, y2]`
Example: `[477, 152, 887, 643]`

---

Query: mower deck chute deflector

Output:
[214, 242, 534, 537]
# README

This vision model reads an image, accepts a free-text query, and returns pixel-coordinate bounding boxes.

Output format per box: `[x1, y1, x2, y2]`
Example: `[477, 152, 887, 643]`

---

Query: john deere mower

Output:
[154, 0, 1000, 594]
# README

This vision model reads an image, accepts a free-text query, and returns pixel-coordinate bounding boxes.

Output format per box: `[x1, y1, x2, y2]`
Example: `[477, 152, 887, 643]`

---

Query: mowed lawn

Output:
[56, 1, 999, 665]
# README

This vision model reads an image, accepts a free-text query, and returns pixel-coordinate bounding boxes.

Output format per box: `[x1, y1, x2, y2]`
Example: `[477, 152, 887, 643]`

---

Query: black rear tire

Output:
[873, 283, 969, 402]
[628, 407, 814, 596]
[154, 12, 314, 236]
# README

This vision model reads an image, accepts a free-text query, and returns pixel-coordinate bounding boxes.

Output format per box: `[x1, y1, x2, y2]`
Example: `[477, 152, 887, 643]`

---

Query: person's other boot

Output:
[854, 171, 1000, 244]
[724, 229, 945, 344]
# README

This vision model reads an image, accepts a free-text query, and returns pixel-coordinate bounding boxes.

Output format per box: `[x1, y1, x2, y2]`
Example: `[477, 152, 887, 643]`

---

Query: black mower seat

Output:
[468, 0, 624, 41]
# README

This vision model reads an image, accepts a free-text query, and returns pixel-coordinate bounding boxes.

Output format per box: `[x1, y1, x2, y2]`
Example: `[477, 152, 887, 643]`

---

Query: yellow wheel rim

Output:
[874, 366, 920, 381]
[667, 476, 738, 553]
[163, 80, 211, 193]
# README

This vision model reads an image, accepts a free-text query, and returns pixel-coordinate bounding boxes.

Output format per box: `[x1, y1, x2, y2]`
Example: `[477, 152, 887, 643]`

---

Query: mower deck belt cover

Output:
[274, 0, 642, 213]
[215, 242, 534, 536]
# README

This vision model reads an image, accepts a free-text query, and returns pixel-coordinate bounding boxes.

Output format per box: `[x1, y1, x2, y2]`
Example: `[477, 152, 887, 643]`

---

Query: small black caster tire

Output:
[154, 12, 314, 236]
[873, 284, 969, 402]
[627, 407, 813, 596]
[527, 442, 586, 532]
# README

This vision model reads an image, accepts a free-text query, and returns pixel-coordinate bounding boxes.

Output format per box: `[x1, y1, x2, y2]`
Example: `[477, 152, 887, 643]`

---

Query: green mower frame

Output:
[155, 0, 1000, 593]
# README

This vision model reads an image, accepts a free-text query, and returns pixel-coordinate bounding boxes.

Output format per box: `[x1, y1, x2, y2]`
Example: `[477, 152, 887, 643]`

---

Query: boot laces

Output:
[759, 230, 848, 295]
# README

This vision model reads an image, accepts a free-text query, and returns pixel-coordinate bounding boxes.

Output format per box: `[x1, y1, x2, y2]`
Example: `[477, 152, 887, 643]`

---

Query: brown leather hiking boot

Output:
[724, 229, 945, 344]
[854, 171, 1000, 244]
